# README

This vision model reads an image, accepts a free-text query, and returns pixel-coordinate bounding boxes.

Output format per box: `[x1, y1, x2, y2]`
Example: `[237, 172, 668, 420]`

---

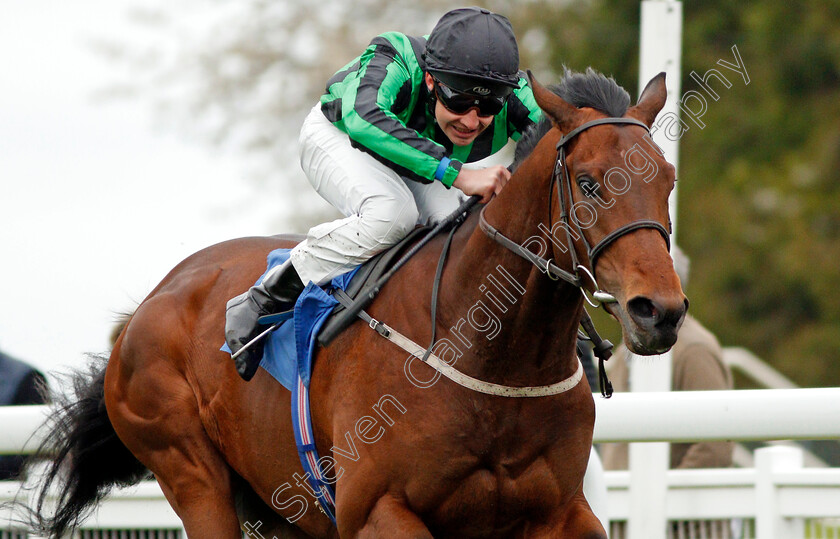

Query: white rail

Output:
[593, 387, 840, 539]
[593, 387, 840, 443]
[722, 347, 799, 389]
[606, 447, 840, 539]
[0, 480, 184, 538]
[0, 406, 49, 456]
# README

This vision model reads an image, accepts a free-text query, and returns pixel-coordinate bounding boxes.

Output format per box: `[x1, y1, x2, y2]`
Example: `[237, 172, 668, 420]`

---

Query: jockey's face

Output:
[426, 73, 494, 147]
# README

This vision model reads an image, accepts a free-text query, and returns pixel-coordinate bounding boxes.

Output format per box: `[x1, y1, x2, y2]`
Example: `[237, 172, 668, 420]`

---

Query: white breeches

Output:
[290, 105, 465, 285]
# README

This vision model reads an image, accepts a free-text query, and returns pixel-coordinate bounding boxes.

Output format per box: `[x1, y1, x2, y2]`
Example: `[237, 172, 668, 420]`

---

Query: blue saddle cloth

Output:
[222, 249, 359, 390]
[221, 248, 357, 523]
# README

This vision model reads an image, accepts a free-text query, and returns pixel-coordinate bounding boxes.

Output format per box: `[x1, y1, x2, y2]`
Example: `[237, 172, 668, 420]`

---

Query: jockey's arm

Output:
[327, 33, 462, 186]
[452, 166, 511, 204]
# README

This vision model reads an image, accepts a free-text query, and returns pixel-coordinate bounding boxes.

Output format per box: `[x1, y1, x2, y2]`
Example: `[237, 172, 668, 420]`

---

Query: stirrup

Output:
[230, 323, 278, 362]
[257, 308, 295, 325]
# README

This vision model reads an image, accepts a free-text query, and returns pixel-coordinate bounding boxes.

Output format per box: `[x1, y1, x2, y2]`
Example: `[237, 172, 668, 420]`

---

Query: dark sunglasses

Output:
[432, 79, 508, 117]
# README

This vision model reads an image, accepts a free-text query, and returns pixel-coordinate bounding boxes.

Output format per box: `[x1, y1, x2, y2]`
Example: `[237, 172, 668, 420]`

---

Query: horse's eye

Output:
[576, 176, 599, 197]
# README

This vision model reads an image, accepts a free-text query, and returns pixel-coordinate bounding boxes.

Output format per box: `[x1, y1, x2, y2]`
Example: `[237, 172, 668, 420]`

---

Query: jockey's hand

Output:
[452, 166, 511, 204]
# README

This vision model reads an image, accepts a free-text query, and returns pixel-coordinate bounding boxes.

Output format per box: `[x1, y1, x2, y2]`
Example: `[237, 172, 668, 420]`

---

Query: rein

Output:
[479, 116, 672, 397]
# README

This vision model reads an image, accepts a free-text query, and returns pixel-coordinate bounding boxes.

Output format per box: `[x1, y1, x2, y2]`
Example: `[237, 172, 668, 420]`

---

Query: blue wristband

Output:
[434, 157, 451, 181]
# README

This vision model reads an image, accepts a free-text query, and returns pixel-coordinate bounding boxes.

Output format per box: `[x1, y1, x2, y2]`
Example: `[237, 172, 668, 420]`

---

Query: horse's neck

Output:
[440, 165, 584, 385]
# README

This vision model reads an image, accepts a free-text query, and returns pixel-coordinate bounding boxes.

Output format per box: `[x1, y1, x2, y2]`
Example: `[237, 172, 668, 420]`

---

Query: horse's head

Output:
[530, 70, 688, 355]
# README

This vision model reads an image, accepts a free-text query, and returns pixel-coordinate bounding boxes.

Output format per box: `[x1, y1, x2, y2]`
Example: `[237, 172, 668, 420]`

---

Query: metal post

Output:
[628, 2, 682, 539]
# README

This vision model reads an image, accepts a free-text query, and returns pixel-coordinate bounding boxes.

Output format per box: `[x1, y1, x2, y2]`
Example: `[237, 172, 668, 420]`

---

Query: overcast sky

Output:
[0, 0, 295, 378]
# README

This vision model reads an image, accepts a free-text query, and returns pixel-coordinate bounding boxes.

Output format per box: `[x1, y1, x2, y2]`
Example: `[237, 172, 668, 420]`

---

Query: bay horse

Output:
[31, 70, 686, 538]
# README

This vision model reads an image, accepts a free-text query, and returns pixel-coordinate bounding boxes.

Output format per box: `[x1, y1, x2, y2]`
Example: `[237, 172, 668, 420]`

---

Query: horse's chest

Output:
[427, 445, 587, 536]
[449, 399, 578, 461]
[334, 381, 596, 534]
[420, 402, 591, 532]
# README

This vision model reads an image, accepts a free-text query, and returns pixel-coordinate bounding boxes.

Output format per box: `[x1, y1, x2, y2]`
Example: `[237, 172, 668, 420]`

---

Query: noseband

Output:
[480, 117, 671, 306]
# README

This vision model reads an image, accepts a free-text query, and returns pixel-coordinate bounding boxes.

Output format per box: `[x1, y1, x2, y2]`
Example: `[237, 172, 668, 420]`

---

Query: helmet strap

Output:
[425, 75, 438, 113]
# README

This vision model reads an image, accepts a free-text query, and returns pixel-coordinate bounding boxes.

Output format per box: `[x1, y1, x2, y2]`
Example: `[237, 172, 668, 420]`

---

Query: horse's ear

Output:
[528, 70, 581, 132]
[628, 72, 667, 127]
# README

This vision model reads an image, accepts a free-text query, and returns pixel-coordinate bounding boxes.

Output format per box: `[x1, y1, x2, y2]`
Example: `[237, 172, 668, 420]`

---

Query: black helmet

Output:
[423, 7, 521, 97]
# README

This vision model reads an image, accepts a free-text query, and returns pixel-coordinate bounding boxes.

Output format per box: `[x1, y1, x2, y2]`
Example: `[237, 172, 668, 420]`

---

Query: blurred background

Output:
[2, 0, 839, 392]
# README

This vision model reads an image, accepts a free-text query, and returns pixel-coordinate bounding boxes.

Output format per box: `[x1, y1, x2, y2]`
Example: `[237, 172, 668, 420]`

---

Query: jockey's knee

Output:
[360, 193, 419, 249]
[385, 204, 419, 242]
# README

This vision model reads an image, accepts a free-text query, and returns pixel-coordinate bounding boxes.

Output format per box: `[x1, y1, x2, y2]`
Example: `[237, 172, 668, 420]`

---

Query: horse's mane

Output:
[512, 67, 631, 171]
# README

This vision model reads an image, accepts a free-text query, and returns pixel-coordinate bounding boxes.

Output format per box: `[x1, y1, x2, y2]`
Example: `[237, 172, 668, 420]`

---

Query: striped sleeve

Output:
[327, 34, 461, 186]
[506, 74, 544, 141]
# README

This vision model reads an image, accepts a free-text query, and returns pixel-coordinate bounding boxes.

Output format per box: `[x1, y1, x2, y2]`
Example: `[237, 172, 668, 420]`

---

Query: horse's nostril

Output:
[627, 297, 659, 324]
[661, 299, 689, 329]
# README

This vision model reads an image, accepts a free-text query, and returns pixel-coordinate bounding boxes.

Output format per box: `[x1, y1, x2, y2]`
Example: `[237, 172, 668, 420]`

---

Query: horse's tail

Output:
[30, 354, 148, 538]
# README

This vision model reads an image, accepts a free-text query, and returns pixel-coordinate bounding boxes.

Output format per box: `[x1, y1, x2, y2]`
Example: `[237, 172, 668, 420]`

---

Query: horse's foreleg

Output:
[350, 495, 433, 539]
[543, 490, 608, 539]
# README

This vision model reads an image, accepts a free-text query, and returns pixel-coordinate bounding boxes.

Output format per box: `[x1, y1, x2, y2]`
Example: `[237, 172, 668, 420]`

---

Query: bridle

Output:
[553, 117, 670, 295]
[479, 116, 672, 396]
[480, 116, 670, 306]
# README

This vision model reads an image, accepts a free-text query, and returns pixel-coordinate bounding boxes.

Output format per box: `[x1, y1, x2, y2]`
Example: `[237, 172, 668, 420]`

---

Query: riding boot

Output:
[225, 259, 305, 381]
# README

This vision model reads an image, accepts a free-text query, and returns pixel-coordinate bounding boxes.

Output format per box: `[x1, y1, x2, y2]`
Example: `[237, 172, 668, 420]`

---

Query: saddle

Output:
[317, 225, 431, 345]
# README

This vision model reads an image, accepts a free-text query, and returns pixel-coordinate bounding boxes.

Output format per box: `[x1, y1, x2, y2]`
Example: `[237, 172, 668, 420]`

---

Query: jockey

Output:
[226, 7, 543, 380]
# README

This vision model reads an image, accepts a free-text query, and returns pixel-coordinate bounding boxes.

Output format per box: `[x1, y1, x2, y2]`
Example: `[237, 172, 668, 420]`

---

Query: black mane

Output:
[511, 68, 630, 171]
